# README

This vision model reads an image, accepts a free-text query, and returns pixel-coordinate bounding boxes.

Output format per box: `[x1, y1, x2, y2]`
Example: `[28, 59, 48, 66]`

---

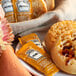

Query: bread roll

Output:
[45, 21, 76, 74]
[31, 0, 47, 18]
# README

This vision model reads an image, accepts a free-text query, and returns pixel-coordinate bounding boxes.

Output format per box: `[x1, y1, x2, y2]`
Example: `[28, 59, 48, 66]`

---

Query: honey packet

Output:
[2, 0, 16, 23]
[19, 33, 43, 48]
[14, 0, 32, 22]
[16, 41, 59, 76]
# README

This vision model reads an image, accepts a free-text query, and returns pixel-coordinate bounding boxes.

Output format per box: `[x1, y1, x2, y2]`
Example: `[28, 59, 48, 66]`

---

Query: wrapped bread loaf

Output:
[45, 21, 76, 74]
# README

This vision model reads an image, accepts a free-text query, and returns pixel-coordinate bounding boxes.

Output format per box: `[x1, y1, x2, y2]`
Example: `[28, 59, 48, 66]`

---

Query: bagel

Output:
[45, 21, 76, 74]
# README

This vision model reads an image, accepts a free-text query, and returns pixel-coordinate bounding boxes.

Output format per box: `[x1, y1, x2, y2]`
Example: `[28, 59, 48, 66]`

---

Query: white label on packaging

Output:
[27, 39, 43, 48]
[17, 1, 30, 12]
[2, 2, 14, 13]
[26, 49, 43, 60]
[31, 39, 43, 48]
[23, 0, 29, 2]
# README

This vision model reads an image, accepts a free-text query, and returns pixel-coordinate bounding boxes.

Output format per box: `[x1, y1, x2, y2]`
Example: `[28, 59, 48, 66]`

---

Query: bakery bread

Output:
[31, 0, 47, 18]
[45, 21, 76, 74]
[44, 0, 55, 11]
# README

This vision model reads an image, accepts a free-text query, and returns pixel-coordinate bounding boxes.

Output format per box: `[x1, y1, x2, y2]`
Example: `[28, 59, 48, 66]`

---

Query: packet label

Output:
[14, 0, 32, 22]
[2, 0, 16, 23]
[19, 33, 43, 48]
[16, 42, 59, 76]
[2, 2, 13, 13]
[26, 49, 43, 60]
[17, 1, 30, 12]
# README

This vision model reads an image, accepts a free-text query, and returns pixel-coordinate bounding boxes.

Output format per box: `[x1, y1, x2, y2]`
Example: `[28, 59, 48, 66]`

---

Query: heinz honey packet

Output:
[2, 0, 16, 23]
[16, 41, 59, 76]
[14, 0, 32, 22]
[19, 33, 43, 48]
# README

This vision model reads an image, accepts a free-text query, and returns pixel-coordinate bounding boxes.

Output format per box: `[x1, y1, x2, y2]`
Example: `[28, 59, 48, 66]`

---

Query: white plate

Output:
[16, 43, 75, 76]
[15, 32, 75, 76]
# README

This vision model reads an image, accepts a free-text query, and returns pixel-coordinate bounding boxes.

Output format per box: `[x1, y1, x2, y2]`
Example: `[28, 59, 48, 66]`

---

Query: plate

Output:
[15, 32, 75, 76]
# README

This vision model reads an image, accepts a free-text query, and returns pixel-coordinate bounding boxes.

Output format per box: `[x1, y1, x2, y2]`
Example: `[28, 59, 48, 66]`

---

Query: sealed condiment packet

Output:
[2, 0, 16, 23]
[19, 33, 43, 48]
[16, 41, 59, 76]
[31, 0, 47, 19]
[14, 0, 32, 22]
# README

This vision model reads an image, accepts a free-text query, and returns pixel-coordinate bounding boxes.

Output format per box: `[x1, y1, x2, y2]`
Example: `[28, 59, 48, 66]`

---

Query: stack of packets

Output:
[16, 33, 59, 76]
[1, 0, 55, 23]
[1, 0, 32, 23]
